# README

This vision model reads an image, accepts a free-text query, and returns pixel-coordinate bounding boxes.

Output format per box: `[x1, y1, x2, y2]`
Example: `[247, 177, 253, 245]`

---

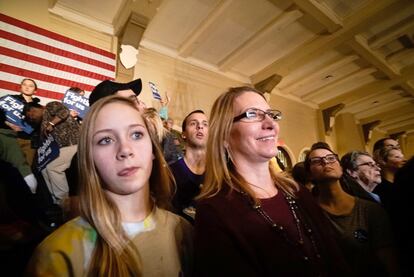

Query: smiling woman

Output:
[26, 96, 193, 276]
[194, 86, 350, 276]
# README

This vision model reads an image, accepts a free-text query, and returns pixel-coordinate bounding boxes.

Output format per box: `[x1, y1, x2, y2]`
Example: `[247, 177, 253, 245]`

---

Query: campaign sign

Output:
[149, 81, 162, 101]
[62, 89, 89, 118]
[37, 134, 60, 171]
[0, 95, 34, 134]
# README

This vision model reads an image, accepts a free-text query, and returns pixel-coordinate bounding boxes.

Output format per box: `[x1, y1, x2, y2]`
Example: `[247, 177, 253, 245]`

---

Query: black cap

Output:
[89, 78, 142, 106]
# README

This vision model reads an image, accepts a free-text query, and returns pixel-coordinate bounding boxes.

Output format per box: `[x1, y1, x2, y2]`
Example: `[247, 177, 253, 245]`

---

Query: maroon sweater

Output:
[194, 187, 350, 276]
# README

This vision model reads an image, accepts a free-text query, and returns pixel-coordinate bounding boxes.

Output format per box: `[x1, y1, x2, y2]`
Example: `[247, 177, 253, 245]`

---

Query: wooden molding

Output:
[322, 103, 345, 135]
[254, 74, 282, 94]
[362, 120, 381, 143]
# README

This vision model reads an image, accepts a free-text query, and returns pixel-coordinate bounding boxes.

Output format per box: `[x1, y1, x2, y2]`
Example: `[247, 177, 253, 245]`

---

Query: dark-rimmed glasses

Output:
[309, 154, 338, 166]
[233, 108, 282, 123]
[356, 162, 380, 169]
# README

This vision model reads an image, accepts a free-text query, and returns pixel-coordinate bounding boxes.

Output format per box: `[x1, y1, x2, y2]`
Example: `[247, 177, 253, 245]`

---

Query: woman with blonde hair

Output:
[27, 96, 193, 276]
[194, 86, 349, 276]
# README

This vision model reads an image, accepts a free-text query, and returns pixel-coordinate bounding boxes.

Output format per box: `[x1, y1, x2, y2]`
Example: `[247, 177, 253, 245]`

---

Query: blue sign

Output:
[37, 134, 60, 171]
[149, 81, 162, 101]
[0, 95, 34, 134]
[62, 89, 89, 119]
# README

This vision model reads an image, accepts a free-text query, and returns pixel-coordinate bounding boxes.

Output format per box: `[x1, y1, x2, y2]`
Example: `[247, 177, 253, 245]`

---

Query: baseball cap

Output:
[89, 78, 142, 106]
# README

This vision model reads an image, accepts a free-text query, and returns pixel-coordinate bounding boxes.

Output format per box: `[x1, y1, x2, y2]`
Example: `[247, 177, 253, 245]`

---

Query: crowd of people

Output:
[1, 77, 412, 276]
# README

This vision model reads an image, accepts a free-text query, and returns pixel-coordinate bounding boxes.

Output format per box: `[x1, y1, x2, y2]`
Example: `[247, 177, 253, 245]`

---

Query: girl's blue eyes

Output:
[97, 137, 113, 145]
[132, 131, 143, 139]
[97, 131, 144, 145]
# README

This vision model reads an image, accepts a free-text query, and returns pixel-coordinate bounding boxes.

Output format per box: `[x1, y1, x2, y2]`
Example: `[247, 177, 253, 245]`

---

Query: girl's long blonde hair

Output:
[77, 96, 174, 276]
[198, 86, 298, 204]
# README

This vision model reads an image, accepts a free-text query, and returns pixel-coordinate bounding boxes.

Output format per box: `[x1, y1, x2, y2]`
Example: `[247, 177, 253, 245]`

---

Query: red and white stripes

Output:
[0, 13, 116, 104]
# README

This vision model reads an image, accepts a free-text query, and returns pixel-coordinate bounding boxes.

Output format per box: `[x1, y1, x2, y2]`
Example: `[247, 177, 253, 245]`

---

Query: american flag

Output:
[0, 13, 116, 104]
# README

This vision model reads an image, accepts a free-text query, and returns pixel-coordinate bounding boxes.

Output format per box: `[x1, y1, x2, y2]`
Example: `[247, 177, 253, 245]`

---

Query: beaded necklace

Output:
[239, 190, 321, 261]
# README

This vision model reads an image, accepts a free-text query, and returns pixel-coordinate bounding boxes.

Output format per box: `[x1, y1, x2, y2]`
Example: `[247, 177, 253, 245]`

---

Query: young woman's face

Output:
[20, 79, 37, 96]
[92, 102, 153, 197]
[229, 91, 279, 165]
[308, 148, 342, 183]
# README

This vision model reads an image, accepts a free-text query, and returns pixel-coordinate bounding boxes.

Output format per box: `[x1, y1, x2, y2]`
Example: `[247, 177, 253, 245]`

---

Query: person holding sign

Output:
[27, 96, 193, 276]
[62, 87, 87, 124]
[4, 78, 40, 130]
[23, 101, 80, 206]
[1, 78, 40, 166]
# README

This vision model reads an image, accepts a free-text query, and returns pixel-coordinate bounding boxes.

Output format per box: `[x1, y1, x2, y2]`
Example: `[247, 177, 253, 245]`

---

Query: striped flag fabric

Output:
[0, 13, 116, 104]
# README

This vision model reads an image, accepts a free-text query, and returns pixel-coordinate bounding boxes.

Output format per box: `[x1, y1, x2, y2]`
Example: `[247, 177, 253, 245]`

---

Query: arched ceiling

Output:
[50, 0, 414, 136]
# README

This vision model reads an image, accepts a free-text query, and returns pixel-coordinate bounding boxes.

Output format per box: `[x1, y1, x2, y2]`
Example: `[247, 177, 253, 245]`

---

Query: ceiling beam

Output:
[386, 48, 414, 64]
[218, 9, 303, 71]
[400, 63, 414, 77]
[280, 55, 359, 94]
[302, 68, 377, 101]
[340, 93, 398, 114]
[292, 0, 342, 33]
[348, 34, 400, 78]
[368, 14, 414, 49]
[384, 122, 414, 135]
[358, 104, 414, 124]
[320, 63, 414, 108]
[177, 0, 233, 58]
[379, 115, 414, 129]
[251, 0, 400, 84]
[386, 124, 414, 134]
[48, 1, 115, 35]
[320, 80, 387, 109]
[354, 98, 412, 119]
[400, 82, 414, 97]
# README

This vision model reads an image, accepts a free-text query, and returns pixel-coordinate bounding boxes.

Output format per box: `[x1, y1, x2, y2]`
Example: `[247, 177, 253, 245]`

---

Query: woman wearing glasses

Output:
[194, 87, 349, 276]
[305, 143, 399, 277]
[340, 151, 382, 203]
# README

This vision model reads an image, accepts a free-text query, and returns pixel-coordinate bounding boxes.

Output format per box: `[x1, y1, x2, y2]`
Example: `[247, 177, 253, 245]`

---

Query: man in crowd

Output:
[170, 110, 209, 223]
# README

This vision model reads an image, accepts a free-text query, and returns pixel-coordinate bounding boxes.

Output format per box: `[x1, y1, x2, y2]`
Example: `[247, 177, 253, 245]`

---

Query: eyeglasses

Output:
[233, 108, 282, 123]
[357, 162, 380, 169]
[309, 154, 338, 166]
